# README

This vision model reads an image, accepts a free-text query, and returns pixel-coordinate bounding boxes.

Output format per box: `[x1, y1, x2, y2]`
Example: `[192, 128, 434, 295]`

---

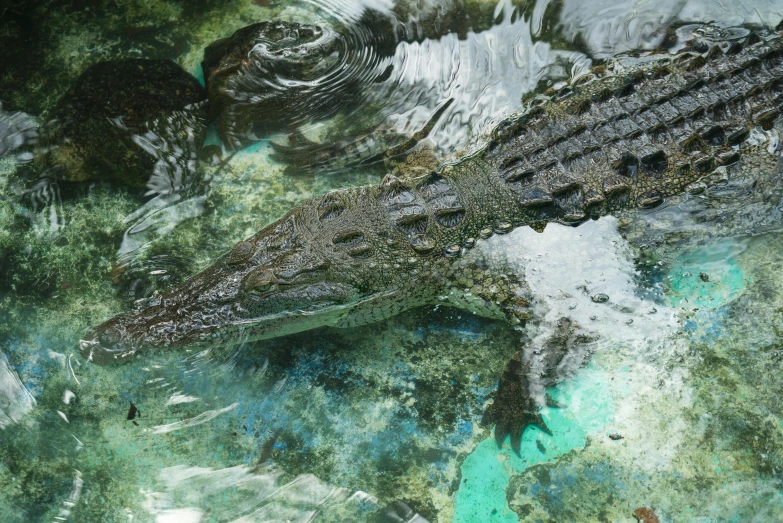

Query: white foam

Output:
[481, 217, 678, 347]
[143, 464, 381, 523]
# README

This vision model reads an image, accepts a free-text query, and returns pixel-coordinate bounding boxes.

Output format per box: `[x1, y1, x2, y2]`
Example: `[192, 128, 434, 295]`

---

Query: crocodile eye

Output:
[248, 283, 277, 296]
[227, 241, 255, 265]
[242, 269, 278, 295]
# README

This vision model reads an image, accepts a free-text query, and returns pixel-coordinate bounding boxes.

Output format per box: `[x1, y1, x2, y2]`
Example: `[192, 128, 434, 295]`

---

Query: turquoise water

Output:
[2, 1, 783, 522]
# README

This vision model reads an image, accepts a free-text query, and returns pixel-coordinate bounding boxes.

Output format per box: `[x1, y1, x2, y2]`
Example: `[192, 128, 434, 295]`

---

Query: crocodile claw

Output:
[482, 317, 598, 453]
[545, 393, 565, 409]
[481, 350, 551, 455]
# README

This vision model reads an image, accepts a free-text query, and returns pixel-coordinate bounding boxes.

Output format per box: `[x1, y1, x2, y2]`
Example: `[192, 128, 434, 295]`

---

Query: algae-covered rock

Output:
[36, 59, 207, 189]
[202, 21, 360, 150]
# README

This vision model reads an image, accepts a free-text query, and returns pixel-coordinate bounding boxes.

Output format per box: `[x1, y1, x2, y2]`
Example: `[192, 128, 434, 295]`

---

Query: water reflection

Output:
[0, 352, 36, 430]
[271, 0, 592, 171]
[7, 0, 779, 276]
[0, 102, 38, 160]
[146, 464, 382, 522]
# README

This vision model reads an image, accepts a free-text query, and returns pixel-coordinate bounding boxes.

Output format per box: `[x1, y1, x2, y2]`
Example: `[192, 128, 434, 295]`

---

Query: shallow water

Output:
[2, 0, 783, 521]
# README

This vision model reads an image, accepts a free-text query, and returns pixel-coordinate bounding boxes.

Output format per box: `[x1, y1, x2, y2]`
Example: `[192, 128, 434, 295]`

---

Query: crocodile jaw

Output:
[79, 282, 403, 365]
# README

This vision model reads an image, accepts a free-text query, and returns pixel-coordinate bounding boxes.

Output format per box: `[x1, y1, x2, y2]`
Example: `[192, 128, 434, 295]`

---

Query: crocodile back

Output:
[480, 31, 783, 226]
[316, 30, 783, 263]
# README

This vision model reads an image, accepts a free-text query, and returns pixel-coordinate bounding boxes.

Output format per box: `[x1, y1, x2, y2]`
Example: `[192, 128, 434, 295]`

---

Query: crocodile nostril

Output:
[79, 338, 98, 352]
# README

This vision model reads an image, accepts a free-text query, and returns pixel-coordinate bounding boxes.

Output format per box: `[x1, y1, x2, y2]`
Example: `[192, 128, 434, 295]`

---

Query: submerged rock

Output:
[202, 21, 361, 150]
[36, 59, 207, 189]
[634, 507, 661, 523]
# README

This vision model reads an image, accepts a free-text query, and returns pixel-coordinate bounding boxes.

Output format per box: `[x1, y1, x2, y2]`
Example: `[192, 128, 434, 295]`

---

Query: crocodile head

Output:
[79, 210, 385, 365]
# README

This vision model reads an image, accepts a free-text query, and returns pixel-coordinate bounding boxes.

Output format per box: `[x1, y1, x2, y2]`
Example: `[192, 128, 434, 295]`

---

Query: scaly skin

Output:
[81, 27, 783, 445]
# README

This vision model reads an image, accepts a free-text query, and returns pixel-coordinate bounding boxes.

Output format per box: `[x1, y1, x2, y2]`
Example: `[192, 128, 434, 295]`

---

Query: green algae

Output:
[0, 307, 517, 521]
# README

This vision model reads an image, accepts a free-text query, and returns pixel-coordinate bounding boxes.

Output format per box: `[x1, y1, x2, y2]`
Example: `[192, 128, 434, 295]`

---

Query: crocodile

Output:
[80, 25, 783, 449]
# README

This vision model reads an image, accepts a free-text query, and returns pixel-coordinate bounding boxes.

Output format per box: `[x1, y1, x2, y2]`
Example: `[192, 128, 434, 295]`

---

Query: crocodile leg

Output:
[482, 313, 597, 454]
[481, 345, 551, 454]
[442, 249, 596, 452]
[268, 126, 401, 176]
